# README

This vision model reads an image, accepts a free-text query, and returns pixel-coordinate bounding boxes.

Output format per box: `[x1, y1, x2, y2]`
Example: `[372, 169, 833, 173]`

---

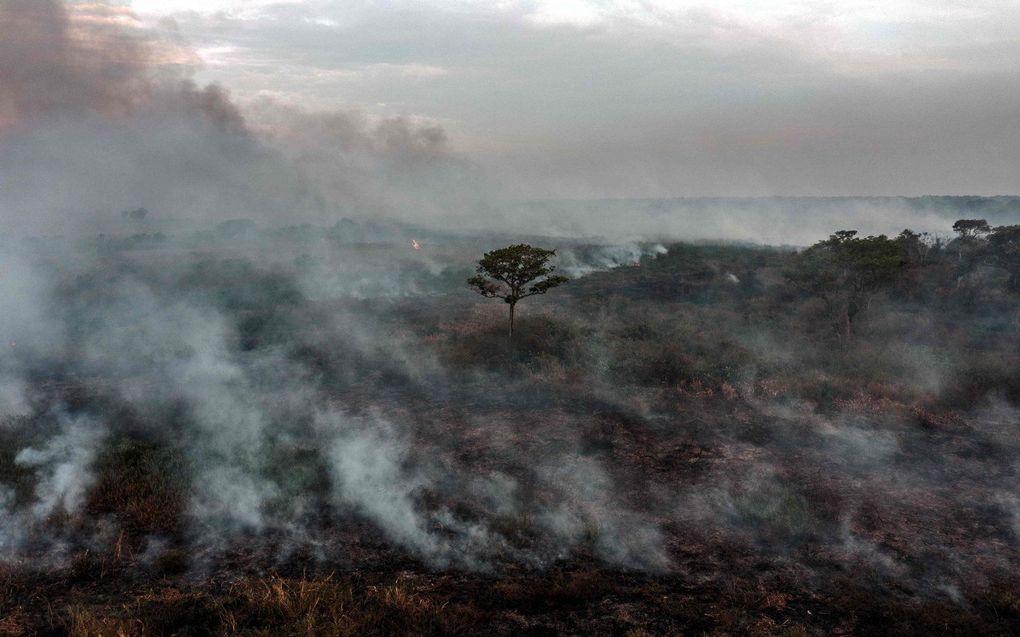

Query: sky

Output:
[111, 0, 1020, 199]
[1, 0, 1017, 216]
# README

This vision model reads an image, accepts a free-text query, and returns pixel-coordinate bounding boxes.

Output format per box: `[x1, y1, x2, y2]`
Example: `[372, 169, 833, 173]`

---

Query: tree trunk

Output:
[842, 305, 852, 345]
[508, 302, 515, 338]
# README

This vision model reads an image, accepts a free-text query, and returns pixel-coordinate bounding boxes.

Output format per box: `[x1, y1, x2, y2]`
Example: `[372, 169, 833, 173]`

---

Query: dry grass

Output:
[46, 575, 485, 637]
[67, 606, 145, 637]
[0, 609, 29, 637]
[85, 441, 188, 539]
[0, 560, 1016, 636]
[219, 574, 483, 636]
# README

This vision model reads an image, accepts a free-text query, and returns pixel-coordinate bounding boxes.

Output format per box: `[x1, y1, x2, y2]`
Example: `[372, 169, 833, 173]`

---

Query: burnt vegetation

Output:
[1, 217, 1020, 635]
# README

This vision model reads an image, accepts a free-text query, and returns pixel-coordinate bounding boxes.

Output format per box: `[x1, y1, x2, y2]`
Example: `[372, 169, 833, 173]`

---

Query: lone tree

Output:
[952, 218, 992, 263]
[467, 244, 568, 337]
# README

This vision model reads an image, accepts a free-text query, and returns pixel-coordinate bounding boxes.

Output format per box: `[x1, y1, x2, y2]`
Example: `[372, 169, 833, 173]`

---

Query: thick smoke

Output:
[15, 411, 107, 521]
[0, 0, 153, 121]
[0, 0, 304, 232]
[0, 234, 667, 571]
[0, 0, 494, 237]
[245, 99, 494, 224]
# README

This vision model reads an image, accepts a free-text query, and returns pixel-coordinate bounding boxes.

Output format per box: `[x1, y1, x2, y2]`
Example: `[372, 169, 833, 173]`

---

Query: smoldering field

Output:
[1, 219, 1020, 635]
[0, 230, 685, 571]
[3, 0, 1020, 633]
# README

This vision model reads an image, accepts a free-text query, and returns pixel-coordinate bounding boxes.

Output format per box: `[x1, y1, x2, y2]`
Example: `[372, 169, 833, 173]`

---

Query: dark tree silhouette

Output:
[952, 218, 992, 263]
[467, 244, 568, 337]
[985, 225, 1020, 292]
[120, 207, 149, 222]
[952, 219, 992, 239]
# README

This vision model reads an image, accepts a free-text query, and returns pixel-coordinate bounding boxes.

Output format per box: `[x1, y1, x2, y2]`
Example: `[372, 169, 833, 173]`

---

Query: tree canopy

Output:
[984, 225, 1020, 292]
[786, 230, 906, 339]
[467, 244, 568, 337]
[952, 219, 992, 239]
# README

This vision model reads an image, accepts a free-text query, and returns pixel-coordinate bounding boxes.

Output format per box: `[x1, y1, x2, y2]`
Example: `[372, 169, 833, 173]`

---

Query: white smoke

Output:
[537, 455, 670, 571]
[15, 412, 107, 520]
[556, 243, 667, 278]
[325, 412, 443, 560]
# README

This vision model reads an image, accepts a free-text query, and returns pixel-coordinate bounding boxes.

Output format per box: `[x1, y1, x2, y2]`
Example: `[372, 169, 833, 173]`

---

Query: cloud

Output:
[129, 0, 1020, 198]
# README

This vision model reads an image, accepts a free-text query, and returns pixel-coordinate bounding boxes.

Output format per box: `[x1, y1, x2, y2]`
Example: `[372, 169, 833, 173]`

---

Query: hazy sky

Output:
[56, 1, 1020, 197]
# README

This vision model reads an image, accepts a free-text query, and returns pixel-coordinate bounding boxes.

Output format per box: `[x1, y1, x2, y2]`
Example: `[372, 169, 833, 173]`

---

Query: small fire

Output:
[411, 239, 422, 250]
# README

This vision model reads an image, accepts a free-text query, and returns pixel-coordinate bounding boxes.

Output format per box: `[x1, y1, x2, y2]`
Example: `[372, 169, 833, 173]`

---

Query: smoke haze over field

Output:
[4, 3, 1020, 634]
[0, 0, 1018, 573]
[0, 239, 677, 570]
[2, 0, 1018, 243]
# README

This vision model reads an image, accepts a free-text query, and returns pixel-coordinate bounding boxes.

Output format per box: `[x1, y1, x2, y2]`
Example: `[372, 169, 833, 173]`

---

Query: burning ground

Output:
[0, 226, 1019, 635]
[2, 0, 1019, 633]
